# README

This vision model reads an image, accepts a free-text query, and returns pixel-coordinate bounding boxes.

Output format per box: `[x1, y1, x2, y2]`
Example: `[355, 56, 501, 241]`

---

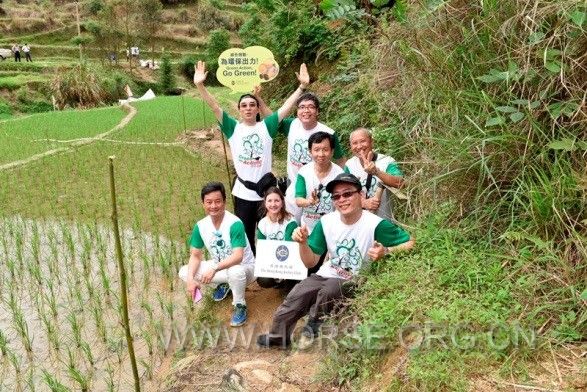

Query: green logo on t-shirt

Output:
[331, 238, 362, 272]
[240, 134, 264, 162]
[209, 231, 232, 260]
[290, 138, 311, 168]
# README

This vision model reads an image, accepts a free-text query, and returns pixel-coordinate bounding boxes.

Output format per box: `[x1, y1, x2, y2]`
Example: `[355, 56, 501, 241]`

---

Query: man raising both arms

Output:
[193, 61, 310, 254]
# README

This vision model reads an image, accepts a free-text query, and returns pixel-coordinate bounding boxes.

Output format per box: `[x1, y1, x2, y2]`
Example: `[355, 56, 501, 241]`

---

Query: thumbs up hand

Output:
[368, 241, 386, 261]
[293, 224, 309, 243]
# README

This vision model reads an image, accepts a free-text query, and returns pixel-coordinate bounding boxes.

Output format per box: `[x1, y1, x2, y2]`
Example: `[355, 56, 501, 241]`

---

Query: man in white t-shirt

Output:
[256, 90, 345, 223]
[178, 182, 256, 327]
[344, 128, 404, 221]
[257, 173, 414, 348]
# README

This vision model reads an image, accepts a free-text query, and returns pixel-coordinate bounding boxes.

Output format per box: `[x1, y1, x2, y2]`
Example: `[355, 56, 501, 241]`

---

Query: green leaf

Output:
[548, 138, 576, 152]
[581, 289, 587, 301]
[545, 61, 561, 73]
[485, 116, 505, 127]
[509, 112, 525, 123]
[528, 31, 545, 45]
[576, 141, 587, 150]
[496, 106, 517, 113]
[569, 10, 586, 27]
[529, 100, 541, 109]
[371, 0, 390, 7]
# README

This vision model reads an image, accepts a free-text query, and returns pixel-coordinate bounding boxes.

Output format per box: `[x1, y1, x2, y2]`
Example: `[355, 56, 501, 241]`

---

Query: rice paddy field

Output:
[0, 92, 235, 391]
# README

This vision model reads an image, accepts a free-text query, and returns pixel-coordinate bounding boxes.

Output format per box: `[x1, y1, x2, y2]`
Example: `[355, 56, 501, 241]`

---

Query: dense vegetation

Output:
[241, 0, 586, 388]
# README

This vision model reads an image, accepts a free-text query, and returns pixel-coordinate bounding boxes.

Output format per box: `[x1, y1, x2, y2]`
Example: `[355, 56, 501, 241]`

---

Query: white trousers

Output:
[178, 261, 256, 306]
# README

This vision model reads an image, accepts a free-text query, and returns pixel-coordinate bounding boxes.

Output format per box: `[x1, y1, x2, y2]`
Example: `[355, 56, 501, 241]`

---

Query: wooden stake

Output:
[109, 156, 141, 392]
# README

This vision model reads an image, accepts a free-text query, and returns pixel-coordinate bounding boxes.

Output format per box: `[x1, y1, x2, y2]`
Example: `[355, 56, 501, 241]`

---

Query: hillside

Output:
[0, 0, 585, 391]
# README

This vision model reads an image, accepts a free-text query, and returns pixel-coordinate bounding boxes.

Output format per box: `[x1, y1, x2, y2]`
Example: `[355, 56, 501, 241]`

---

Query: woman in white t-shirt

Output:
[193, 60, 309, 254]
[255, 187, 299, 288]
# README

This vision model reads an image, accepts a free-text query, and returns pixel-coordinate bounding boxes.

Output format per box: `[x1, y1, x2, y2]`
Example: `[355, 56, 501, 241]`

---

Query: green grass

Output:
[0, 106, 127, 164]
[0, 73, 51, 90]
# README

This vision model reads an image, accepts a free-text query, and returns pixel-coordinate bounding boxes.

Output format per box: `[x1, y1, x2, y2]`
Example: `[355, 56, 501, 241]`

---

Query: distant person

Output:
[256, 90, 345, 224]
[12, 44, 20, 62]
[257, 173, 414, 348]
[344, 128, 404, 220]
[178, 182, 256, 326]
[193, 60, 309, 254]
[255, 186, 298, 289]
[22, 44, 32, 62]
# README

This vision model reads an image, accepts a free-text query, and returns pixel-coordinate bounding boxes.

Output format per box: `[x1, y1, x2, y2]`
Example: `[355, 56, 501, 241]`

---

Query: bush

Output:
[205, 28, 230, 85]
[0, 99, 12, 120]
[180, 55, 196, 82]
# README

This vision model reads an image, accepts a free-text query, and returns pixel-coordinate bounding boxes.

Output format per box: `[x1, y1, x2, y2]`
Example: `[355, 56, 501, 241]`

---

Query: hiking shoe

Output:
[256, 334, 290, 349]
[302, 318, 322, 338]
[212, 283, 231, 302]
[230, 304, 247, 327]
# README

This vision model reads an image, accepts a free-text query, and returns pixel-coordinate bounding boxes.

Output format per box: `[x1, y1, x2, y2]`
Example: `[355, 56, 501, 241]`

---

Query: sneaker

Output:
[230, 304, 247, 327]
[256, 334, 290, 349]
[302, 318, 322, 338]
[212, 283, 231, 302]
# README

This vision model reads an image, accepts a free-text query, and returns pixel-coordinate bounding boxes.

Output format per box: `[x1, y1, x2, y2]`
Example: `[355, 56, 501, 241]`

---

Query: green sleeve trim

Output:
[256, 228, 266, 240]
[374, 220, 410, 247]
[189, 223, 204, 249]
[295, 174, 307, 198]
[284, 220, 299, 241]
[278, 117, 294, 136]
[333, 133, 344, 159]
[343, 166, 350, 174]
[385, 162, 403, 177]
[263, 112, 280, 138]
[219, 111, 237, 139]
[307, 221, 327, 255]
[230, 221, 247, 248]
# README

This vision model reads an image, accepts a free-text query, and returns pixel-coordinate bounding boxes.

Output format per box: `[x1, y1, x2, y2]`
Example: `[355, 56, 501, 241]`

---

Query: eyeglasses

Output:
[331, 190, 359, 201]
[239, 103, 258, 108]
[298, 105, 316, 111]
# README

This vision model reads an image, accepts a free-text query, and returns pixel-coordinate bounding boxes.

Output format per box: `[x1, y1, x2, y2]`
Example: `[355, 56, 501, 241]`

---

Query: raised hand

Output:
[367, 241, 386, 260]
[295, 63, 310, 88]
[292, 224, 309, 243]
[360, 150, 377, 174]
[252, 84, 262, 96]
[193, 60, 208, 85]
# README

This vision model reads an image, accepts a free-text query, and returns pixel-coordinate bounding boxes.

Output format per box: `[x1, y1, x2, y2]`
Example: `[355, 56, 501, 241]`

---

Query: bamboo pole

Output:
[108, 156, 141, 392]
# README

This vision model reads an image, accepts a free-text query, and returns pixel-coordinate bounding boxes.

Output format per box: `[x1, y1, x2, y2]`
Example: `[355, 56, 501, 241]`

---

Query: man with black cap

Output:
[257, 173, 414, 348]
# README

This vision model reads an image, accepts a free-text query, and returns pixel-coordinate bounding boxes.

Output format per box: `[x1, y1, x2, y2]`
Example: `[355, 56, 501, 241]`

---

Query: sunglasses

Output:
[331, 190, 359, 201]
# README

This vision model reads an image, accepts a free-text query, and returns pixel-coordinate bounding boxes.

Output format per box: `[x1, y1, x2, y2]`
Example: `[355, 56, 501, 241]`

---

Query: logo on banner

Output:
[275, 245, 289, 262]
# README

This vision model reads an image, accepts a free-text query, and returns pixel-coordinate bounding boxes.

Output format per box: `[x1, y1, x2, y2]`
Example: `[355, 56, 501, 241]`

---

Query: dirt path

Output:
[0, 103, 137, 172]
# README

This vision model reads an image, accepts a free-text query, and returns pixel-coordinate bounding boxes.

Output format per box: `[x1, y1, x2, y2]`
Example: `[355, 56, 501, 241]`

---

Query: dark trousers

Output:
[233, 196, 262, 255]
[269, 274, 344, 339]
[25, 53, 32, 62]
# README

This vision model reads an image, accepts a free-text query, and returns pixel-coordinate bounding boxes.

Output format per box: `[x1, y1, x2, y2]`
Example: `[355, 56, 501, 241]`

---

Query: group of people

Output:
[179, 61, 415, 348]
[11, 43, 32, 62]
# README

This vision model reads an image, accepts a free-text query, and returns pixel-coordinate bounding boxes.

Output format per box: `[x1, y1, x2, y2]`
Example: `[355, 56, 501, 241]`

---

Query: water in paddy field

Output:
[0, 216, 191, 391]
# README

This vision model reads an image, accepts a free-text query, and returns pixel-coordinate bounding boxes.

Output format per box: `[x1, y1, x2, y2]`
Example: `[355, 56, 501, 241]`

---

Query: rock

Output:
[221, 368, 245, 391]
[277, 382, 302, 392]
[251, 369, 273, 384]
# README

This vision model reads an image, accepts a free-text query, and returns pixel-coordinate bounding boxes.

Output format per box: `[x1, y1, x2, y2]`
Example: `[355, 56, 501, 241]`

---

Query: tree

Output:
[205, 28, 230, 84]
[159, 55, 176, 94]
[139, 0, 162, 64]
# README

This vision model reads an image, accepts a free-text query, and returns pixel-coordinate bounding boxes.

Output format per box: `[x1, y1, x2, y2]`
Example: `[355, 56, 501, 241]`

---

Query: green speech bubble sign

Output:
[216, 46, 280, 93]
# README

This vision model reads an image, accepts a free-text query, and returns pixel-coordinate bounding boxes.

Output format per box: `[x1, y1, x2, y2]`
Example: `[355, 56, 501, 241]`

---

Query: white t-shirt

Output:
[220, 111, 279, 201]
[295, 162, 343, 233]
[344, 153, 403, 221]
[257, 216, 298, 241]
[189, 211, 255, 265]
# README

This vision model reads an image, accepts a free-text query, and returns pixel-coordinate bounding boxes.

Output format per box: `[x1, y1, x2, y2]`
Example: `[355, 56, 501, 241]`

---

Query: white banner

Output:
[254, 240, 307, 281]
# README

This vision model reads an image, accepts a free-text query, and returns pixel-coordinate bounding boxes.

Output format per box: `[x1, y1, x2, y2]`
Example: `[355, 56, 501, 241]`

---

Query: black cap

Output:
[325, 173, 362, 193]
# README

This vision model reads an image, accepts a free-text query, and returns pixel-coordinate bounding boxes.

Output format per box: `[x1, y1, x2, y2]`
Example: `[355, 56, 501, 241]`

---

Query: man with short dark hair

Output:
[257, 173, 414, 348]
[178, 182, 256, 326]
[345, 127, 404, 220]
[256, 89, 345, 223]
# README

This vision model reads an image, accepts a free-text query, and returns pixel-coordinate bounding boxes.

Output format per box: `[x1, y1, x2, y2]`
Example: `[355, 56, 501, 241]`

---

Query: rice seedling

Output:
[66, 311, 83, 349]
[9, 296, 33, 355]
[0, 329, 8, 356]
[66, 350, 91, 392]
[42, 369, 71, 392]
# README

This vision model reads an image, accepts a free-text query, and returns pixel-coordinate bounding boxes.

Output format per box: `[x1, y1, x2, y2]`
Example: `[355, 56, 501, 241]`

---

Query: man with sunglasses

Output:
[257, 173, 414, 348]
[179, 182, 256, 327]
